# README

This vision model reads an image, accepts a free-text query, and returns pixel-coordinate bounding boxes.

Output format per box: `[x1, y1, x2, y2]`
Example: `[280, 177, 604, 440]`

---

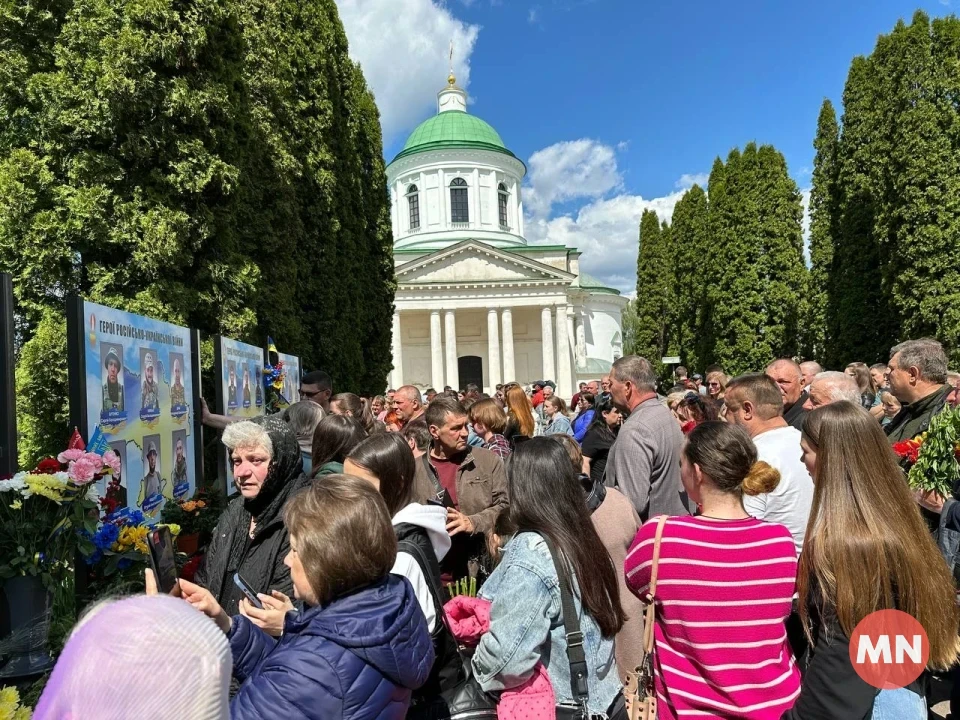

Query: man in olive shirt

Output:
[885, 338, 951, 444]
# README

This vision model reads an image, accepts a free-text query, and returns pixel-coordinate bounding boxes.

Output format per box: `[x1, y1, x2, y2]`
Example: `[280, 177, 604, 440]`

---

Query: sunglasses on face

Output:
[300, 388, 323, 398]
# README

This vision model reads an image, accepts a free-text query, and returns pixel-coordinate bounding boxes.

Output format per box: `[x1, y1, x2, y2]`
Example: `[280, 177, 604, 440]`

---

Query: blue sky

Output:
[335, 0, 956, 292]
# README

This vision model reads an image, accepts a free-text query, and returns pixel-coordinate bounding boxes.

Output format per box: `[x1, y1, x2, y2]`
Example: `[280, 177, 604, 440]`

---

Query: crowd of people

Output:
[33, 339, 960, 719]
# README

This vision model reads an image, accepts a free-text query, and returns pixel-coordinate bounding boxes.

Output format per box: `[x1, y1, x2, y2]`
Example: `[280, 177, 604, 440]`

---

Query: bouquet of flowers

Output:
[0, 686, 32, 720]
[158, 487, 224, 540]
[896, 405, 960, 498]
[78, 495, 180, 597]
[0, 431, 117, 588]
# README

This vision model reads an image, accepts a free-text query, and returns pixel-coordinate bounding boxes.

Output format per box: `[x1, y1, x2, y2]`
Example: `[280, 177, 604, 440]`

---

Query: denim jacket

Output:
[472, 532, 621, 714]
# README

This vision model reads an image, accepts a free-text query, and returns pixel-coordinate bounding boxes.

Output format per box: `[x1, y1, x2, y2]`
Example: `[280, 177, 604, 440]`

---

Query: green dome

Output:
[392, 112, 516, 163]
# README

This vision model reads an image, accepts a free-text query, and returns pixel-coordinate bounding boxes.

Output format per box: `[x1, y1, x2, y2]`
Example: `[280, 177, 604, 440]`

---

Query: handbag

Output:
[623, 515, 668, 720]
[538, 534, 628, 720]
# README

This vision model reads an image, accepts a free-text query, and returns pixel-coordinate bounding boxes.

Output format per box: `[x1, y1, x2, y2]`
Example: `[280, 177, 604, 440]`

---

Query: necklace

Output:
[697, 513, 750, 521]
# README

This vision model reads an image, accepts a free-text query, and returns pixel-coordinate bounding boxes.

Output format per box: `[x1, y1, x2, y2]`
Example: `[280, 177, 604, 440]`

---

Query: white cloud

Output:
[675, 172, 709, 189]
[528, 7, 539, 23]
[524, 139, 622, 218]
[523, 138, 691, 294]
[335, 0, 480, 144]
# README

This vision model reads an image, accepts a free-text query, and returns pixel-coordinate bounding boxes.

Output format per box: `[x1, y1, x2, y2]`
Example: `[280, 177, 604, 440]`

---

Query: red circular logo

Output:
[849, 609, 929, 690]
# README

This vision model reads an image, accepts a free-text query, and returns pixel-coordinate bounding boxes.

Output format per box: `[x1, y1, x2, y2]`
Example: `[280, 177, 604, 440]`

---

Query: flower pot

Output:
[0, 575, 54, 678]
[176, 532, 200, 556]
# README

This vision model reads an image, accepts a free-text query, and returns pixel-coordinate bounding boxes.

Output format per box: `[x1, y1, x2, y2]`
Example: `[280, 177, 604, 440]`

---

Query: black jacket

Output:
[784, 392, 809, 431]
[781, 606, 926, 720]
[395, 522, 462, 701]
[884, 384, 950, 444]
[195, 416, 310, 615]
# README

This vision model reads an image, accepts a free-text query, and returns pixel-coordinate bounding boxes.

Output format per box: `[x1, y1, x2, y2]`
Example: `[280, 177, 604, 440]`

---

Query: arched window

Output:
[450, 177, 469, 224]
[406, 184, 420, 231]
[497, 182, 509, 229]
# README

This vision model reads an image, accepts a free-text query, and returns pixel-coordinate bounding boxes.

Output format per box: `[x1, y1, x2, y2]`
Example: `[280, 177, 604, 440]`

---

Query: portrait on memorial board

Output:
[255, 368, 263, 407]
[227, 361, 239, 410]
[139, 434, 164, 511]
[100, 342, 126, 421]
[171, 429, 189, 500]
[139, 349, 161, 420]
[169, 353, 187, 416]
[242, 366, 252, 408]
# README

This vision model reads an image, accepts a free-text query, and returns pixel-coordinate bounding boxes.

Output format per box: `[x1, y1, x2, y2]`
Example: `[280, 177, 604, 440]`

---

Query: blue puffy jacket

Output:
[229, 574, 435, 719]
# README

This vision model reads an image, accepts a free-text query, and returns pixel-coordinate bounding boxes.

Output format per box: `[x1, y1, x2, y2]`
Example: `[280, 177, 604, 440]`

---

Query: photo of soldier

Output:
[169, 353, 186, 412]
[255, 368, 263, 407]
[171, 430, 189, 499]
[242, 366, 252, 407]
[139, 350, 160, 417]
[138, 435, 164, 508]
[100, 343, 125, 418]
[108, 440, 128, 508]
[227, 361, 239, 409]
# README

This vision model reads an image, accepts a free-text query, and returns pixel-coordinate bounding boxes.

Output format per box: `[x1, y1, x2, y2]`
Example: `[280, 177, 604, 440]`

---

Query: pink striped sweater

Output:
[624, 515, 801, 719]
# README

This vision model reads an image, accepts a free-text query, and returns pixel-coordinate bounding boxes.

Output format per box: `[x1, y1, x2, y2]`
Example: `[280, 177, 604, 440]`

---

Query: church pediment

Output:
[396, 240, 574, 287]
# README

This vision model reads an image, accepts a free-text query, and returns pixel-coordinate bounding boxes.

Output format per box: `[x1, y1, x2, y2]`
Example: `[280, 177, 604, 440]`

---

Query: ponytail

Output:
[741, 461, 780, 496]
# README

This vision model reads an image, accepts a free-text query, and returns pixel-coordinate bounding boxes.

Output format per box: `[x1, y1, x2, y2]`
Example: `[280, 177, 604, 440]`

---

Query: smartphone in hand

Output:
[233, 573, 264, 609]
[147, 526, 180, 596]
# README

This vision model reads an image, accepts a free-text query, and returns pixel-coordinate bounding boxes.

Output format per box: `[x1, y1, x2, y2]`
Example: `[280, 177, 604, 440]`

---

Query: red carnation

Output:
[893, 439, 922, 464]
[35, 458, 62, 475]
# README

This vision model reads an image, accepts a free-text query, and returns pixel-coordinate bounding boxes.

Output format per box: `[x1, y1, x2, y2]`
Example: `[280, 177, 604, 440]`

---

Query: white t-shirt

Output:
[744, 426, 814, 556]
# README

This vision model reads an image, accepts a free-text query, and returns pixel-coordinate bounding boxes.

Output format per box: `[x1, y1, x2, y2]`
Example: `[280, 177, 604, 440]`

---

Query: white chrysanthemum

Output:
[0, 475, 27, 494]
[52, 471, 71, 485]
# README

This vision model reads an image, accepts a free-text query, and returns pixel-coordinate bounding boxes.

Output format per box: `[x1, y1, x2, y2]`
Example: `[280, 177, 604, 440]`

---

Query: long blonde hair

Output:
[504, 385, 535, 437]
[799, 402, 960, 669]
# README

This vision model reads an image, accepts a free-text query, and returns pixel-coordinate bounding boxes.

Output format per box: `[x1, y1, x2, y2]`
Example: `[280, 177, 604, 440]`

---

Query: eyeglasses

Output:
[708, 382, 721, 388]
[300, 387, 323, 398]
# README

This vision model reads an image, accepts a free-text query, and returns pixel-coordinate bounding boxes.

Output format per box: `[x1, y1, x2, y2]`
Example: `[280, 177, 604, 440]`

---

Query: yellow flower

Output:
[158, 523, 181, 537]
[24, 476, 67, 503]
[0, 687, 21, 720]
[12, 705, 31, 720]
[9, 500, 22, 510]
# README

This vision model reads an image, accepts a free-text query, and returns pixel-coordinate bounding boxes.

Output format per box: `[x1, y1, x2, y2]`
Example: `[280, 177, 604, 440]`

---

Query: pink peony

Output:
[102, 450, 121, 475]
[57, 448, 84, 464]
[68, 457, 98, 485]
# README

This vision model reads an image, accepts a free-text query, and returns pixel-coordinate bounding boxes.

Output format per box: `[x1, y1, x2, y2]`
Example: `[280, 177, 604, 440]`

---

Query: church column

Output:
[501, 308, 516, 383]
[541, 307, 555, 382]
[390, 310, 403, 390]
[430, 310, 444, 390]
[444, 310, 459, 390]
[555, 304, 573, 400]
[574, 309, 587, 369]
[486, 308, 501, 393]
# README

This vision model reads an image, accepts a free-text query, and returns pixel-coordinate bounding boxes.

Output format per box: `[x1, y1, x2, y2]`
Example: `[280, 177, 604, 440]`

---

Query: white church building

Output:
[386, 73, 627, 400]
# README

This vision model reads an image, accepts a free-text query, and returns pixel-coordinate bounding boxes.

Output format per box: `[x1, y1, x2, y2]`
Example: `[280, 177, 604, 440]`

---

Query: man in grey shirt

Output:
[605, 355, 691, 521]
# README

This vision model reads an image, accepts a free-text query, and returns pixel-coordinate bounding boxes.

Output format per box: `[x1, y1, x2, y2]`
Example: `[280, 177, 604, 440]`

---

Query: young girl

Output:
[786, 401, 959, 719]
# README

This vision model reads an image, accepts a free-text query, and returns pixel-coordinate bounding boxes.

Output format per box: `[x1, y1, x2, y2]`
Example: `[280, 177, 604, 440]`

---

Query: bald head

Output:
[803, 371, 861, 410]
[765, 358, 804, 407]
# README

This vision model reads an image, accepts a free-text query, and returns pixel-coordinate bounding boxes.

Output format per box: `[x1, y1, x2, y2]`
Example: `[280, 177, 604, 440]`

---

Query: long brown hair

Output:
[504, 385, 535, 437]
[799, 402, 960, 669]
[506, 438, 625, 637]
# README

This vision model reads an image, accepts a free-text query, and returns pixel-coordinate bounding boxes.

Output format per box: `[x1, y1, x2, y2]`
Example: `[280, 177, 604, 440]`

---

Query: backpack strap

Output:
[538, 533, 590, 706]
[398, 537, 446, 636]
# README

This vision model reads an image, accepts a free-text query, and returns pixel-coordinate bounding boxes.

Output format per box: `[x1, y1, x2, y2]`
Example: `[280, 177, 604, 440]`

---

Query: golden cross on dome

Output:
[448, 40, 456, 85]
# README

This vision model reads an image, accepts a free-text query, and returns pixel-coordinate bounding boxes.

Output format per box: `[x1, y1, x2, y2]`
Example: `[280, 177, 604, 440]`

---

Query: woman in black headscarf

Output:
[194, 415, 309, 616]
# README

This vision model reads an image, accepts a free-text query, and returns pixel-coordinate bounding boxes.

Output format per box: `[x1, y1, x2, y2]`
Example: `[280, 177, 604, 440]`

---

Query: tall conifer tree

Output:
[669, 184, 709, 370]
[633, 209, 669, 365]
[0, 0, 395, 464]
[807, 99, 838, 363]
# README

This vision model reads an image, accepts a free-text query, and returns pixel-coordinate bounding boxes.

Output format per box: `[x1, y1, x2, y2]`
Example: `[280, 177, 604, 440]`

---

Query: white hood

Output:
[392, 503, 452, 562]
